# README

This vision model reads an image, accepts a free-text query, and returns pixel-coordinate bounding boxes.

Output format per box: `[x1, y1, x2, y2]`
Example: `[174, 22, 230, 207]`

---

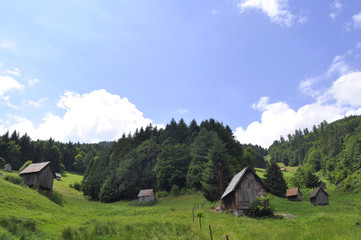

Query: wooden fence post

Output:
[209, 225, 213, 240]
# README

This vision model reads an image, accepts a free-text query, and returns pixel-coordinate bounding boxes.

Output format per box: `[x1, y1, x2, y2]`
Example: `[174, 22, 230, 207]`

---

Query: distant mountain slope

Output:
[268, 115, 361, 184]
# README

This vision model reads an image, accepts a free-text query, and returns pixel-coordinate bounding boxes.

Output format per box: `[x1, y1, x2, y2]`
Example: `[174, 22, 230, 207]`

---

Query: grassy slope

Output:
[0, 170, 361, 239]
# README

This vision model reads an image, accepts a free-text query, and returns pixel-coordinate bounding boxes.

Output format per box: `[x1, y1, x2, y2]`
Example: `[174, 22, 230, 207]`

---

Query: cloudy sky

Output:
[1, 0, 361, 147]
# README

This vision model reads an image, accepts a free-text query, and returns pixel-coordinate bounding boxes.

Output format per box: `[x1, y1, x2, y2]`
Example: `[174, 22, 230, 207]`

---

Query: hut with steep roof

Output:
[309, 187, 329, 206]
[19, 162, 55, 191]
[286, 187, 302, 201]
[220, 166, 267, 216]
[137, 189, 155, 202]
[3, 163, 12, 172]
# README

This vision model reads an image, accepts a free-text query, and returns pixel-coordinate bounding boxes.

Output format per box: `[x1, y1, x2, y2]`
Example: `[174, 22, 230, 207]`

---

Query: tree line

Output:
[0, 130, 111, 173]
[82, 118, 267, 202]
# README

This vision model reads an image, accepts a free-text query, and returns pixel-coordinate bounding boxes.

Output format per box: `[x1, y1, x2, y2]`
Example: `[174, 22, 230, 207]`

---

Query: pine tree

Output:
[264, 162, 288, 197]
[305, 171, 320, 189]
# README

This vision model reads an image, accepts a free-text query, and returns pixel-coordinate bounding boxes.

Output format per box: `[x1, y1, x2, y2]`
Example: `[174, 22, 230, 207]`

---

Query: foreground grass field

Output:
[1, 170, 361, 239]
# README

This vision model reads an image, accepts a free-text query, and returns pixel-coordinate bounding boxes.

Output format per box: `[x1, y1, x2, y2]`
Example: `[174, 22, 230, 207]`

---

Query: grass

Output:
[1, 169, 361, 239]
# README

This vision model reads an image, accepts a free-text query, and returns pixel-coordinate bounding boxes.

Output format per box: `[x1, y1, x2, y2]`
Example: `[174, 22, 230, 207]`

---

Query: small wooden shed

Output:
[281, 168, 287, 172]
[55, 173, 62, 181]
[137, 189, 155, 202]
[286, 187, 302, 201]
[220, 166, 267, 216]
[309, 187, 329, 206]
[19, 161, 55, 191]
[3, 163, 12, 172]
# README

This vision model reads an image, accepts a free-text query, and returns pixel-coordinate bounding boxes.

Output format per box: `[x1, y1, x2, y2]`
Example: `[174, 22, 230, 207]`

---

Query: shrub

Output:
[170, 185, 180, 196]
[19, 160, 32, 172]
[49, 190, 65, 206]
[0, 157, 5, 169]
[4, 174, 23, 185]
[69, 181, 82, 191]
[249, 195, 273, 218]
[156, 191, 169, 198]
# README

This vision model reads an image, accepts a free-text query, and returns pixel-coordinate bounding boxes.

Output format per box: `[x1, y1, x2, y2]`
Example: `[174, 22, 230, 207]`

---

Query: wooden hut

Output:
[19, 162, 55, 191]
[286, 187, 302, 201]
[281, 168, 287, 172]
[137, 189, 155, 202]
[220, 166, 267, 216]
[309, 187, 329, 206]
[55, 173, 62, 181]
[3, 163, 12, 172]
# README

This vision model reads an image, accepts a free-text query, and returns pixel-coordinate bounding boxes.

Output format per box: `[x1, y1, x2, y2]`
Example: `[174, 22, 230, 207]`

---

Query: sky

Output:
[0, 0, 361, 148]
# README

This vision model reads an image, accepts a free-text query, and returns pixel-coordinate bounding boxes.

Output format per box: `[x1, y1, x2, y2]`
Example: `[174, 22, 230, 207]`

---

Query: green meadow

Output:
[1, 170, 361, 240]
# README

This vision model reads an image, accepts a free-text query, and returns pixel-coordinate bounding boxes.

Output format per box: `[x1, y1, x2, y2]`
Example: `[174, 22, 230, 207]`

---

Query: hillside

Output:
[1, 170, 361, 239]
[268, 115, 361, 189]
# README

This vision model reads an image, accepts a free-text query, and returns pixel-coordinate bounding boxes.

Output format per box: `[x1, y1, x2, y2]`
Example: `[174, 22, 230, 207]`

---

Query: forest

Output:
[0, 118, 267, 203]
[268, 115, 361, 191]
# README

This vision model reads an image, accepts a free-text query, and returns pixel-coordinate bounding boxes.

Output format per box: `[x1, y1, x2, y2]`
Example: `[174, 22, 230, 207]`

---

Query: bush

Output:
[69, 181, 82, 191]
[170, 185, 180, 196]
[4, 175, 23, 185]
[19, 160, 32, 172]
[49, 190, 65, 206]
[0, 157, 5, 169]
[156, 191, 169, 198]
[249, 195, 273, 218]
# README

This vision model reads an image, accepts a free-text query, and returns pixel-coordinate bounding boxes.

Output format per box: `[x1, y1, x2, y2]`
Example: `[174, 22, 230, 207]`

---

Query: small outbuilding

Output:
[309, 187, 329, 206]
[55, 173, 62, 181]
[19, 161, 55, 191]
[220, 166, 268, 216]
[3, 163, 12, 172]
[281, 168, 287, 172]
[137, 189, 155, 202]
[286, 187, 302, 201]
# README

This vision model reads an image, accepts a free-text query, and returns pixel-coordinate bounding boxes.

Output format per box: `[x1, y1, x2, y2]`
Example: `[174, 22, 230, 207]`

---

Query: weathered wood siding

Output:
[234, 171, 266, 209]
[21, 165, 54, 190]
[138, 192, 155, 202]
[310, 190, 329, 206]
[221, 192, 236, 210]
[287, 191, 302, 201]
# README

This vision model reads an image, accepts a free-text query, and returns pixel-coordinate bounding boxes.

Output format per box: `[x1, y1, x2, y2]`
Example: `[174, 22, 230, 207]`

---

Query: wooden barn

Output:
[220, 166, 267, 216]
[19, 161, 55, 191]
[137, 189, 155, 202]
[286, 187, 302, 201]
[3, 163, 12, 172]
[309, 187, 329, 206]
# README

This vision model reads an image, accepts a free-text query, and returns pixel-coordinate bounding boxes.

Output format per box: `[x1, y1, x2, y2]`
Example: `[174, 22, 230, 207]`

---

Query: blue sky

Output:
[0, 0, 361, 147]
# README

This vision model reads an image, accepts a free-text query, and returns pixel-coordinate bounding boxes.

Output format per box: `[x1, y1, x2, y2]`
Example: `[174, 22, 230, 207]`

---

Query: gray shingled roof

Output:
[221, 166, 265, 200]
[309, 187, 329, 198]
[137, 189, 153, 197]
[19, 162, 51, 175]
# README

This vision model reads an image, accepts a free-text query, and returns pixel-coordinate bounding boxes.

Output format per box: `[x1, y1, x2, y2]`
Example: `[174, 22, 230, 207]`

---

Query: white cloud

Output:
[353, 12, 361, 28]
[5, 68, 21, 76]
[235, 48, 361, 147]
[0, 75, 24, 96]
[174, 109, 189, 114]
[28, 78, 40, 87]
[237, 0, 303, 27]
[0, 40, 15, 49]
[211, 9, 219, 15]
[27, 98, 47, 108]
[329, 0, 343, 19]
[5, 89, 156, 143]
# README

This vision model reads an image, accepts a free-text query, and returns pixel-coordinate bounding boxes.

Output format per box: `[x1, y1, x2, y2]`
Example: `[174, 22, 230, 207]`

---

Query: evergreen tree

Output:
[201, 135, 231, 202]
[264, 162, 288, 197]
[305, 171, 320, 189]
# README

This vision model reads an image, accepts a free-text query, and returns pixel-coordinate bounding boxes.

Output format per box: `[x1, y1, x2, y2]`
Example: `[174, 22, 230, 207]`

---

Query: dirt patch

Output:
[275, 212, 297, 219]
